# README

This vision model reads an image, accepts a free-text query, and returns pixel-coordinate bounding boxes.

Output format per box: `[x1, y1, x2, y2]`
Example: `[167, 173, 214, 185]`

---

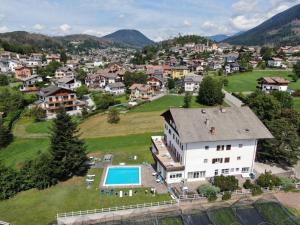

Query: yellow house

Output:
[171, 66, 189, 79]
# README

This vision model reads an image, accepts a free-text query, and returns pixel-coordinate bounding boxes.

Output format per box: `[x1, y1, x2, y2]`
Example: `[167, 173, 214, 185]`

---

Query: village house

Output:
[56, 77, 82, 90]
[225, 62, 240, 74]
[55, 67, 75, 79]
[129, 83, 152, 100]
[46, 54, 61, 64]
[170, 66, 189, 79]
[19, 75, 43, 92]
[184, 74, 202, 92]
[151, 107, 273, 184]
[267, 57, 283, 68]
[257, 77, 289, 93]
[147, 75, 164, 93]
[105, 82, 126, 95]
[15, 65, 32, 80]
[37, 86, 85, 119]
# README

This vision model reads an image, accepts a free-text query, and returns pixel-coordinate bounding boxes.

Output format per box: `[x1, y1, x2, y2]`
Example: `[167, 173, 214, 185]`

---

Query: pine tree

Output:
[183, 92, 192, 108]
[49, 108, 88, 180]
[197, 76, 224, 106]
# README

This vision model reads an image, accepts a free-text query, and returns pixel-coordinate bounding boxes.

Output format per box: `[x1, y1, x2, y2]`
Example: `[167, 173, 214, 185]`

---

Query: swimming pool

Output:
[103, 166, 141, 186]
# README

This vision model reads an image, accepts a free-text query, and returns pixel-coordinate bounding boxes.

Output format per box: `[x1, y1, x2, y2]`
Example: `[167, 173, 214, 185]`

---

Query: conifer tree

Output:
[49, 108, 88, 180]
[0, 121, 13, 149]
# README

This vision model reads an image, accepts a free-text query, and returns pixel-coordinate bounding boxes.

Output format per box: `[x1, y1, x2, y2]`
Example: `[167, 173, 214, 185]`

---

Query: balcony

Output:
[151, 136, 185, 172]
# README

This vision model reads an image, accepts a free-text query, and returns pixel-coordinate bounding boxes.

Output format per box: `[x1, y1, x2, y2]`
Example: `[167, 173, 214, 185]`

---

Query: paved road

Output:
[223, 90, 244, 107]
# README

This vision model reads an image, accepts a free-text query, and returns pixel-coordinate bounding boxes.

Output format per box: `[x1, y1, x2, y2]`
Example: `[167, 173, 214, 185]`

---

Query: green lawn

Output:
[208, 208, 242, 225]
[131, 95, 206, 113]
[293, 98, 300, 110]
[159, 217, 184, 225]
[254, 202, 298, 225]
[224, 70, 300, 93]
[0, 168, 170, 225]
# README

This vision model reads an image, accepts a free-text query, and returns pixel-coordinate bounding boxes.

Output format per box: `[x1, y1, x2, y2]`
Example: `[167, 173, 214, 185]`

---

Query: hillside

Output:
[224, 4, 300, 46]
[209, 34, 230, 42]
[103, 29, 154, 48]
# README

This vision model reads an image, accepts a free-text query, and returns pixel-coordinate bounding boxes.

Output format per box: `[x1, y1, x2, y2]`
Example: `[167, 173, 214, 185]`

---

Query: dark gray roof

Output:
[108, 82, 125, 88]
[39, 85, 72, 97]
[163, 107, 273, 143]
[184, 74, 202, 83]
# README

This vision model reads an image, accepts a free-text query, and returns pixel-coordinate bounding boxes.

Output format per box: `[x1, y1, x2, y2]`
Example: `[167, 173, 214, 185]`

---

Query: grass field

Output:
[0, 168, 170, 225]
[224, 70, 300, 93]
[159, 217, 184, 225]
[255, 202, 298, 225]
[208, 208, 242, 225]
[293, 98, 300, 110]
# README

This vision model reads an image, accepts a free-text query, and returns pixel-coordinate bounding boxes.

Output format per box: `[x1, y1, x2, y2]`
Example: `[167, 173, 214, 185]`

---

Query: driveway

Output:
[223, 90, 244, 107]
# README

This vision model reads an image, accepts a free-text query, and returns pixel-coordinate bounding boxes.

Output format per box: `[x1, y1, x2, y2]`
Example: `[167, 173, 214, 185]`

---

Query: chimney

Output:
[210, 126, 216, 135]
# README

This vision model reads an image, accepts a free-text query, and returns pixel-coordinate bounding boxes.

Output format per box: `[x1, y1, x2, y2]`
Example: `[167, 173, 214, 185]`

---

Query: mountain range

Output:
[0, 29, 154, 50]
[224, 4, 300, 46]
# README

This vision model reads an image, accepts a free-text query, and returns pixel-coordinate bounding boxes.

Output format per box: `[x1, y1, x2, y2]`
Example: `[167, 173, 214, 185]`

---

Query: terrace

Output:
[151, 136, 185, 172]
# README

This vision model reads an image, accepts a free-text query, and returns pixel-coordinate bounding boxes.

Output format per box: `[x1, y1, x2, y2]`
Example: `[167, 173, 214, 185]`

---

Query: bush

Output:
[213, 175, 239, 192]
[197, 184, 220, 198]
[279, 177, 295, 191]
[208, 192, 218, 202]
[256, 172, 281, 189]
[222, 191, 231, 201]
[107, 108, 120, 124]
[292, 89, 300, 97]
[243, 179, 254, 189]
[251, 184, 263, 196]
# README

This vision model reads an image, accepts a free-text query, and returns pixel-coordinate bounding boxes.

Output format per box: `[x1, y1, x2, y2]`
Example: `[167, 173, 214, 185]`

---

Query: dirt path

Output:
[274, 192, 300, 211]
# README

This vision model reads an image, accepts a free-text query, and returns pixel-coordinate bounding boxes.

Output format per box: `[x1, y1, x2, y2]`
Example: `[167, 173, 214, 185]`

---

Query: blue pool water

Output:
[104, 166, 141, 186]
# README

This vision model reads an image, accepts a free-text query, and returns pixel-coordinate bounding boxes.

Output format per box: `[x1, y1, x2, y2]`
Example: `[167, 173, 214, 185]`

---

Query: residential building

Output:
[56, 77, 82, 90]
[46, 54, 61, 64]
[170, 66, 189, 79]
[147, 76, 164, 93]
[184, 74, 202, 92]
[129, 83, 152, 100]
[257, 77, 289, 93]
[19, 75, 43, 92]
[37, 86, 85, 119]
[15, 65, 32, 80]
[151, 107, 273, 184]
[55, 67, 75, 79]
[267, 57, 283, 68]
[105, 82, 126, 95]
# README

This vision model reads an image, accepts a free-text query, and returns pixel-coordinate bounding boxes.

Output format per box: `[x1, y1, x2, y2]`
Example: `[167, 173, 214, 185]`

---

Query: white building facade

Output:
[151, 107, 273, 184]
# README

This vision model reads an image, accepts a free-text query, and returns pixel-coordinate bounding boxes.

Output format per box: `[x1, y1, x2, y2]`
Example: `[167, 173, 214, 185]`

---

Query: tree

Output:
[49, 108, 88, 180]
[293, 61, 300, 78]
[0, 162, 20, 200]
[123, 71, 147, 89]
[183, 92, 192, 108]
[259, 118, 300, 165]
[75, 85, 89, 99]
[37, 61, 62, 79]
[213, 175, 239, 192]
[107, 108, 120, 124]
[256, 172, 281, 188]
[75, 68, 87, 83]
[92, 93, 119, 110]
[60, 51, 68, 64]
[0, 121, 13, 149]
[197, 76, 224, 106]
[246, 91, 281, 122]
[260, 47, 273, 61]
[0, 75, 9, 86]
[271, 91, 293, 109]
[167, 78, 175, 90]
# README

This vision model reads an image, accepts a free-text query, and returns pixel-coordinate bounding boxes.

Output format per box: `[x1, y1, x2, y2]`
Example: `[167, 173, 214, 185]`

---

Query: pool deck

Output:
[99, 164, 168, 194]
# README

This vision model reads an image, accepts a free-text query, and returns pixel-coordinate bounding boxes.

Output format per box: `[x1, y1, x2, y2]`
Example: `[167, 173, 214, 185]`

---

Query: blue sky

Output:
[0, 0, 299, 41]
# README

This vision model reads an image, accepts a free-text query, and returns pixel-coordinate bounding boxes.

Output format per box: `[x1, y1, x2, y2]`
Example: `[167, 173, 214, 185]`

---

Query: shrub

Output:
[197, 184, 220, 198]
[222, 191, 231, 201]
[279, 177, 295, 192]
[208, 192, 218, 202]
[292, 89, 300, 97]
[251, 185, 263, 196]
[213, 175, 239, 192]
[243, 179, 254, 189]
[107, 108, 120, 124]
[256, 172, 281, 189]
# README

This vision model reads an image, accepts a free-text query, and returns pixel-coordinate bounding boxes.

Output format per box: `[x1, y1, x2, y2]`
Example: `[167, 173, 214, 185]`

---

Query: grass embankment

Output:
[224, 70, 300, 93]
[208, 208, 242, 225]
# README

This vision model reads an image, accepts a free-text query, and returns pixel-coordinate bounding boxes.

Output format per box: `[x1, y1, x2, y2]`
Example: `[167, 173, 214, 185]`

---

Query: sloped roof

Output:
[162, 107, 273, 143]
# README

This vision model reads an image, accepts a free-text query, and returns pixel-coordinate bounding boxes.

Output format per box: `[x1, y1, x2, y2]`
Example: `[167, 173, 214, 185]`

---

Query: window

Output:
[170, 173, 182, 179]
[242, 167, 250, 173]
[212, 158, 223, 164]
[205, 146, 209, 150]
[237, 156, 241, 160]
[173, 134, 175, 139]
[188, 171, 206, 179]
[226, 145, 231, 150]
[204, 159, 208, 163]
[236, 168, 240, 172]
[217, 145, 225, 151]
[168, 129, 171, 135]
[221, 169, 229, 174]
[224, 157, 230, 163]
[230, 168, 234, 172]
[239, 144, 243, 148]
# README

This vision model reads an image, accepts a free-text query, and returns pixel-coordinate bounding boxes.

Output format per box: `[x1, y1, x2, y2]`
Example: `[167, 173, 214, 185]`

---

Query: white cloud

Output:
[183, 19, 192, 27]
[59, 23, 71, 33]
[33, 23, 44, 30]
[232, 0, 258, 13]
[230, 15, 264, 30]
[0, 26, 8, 33]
